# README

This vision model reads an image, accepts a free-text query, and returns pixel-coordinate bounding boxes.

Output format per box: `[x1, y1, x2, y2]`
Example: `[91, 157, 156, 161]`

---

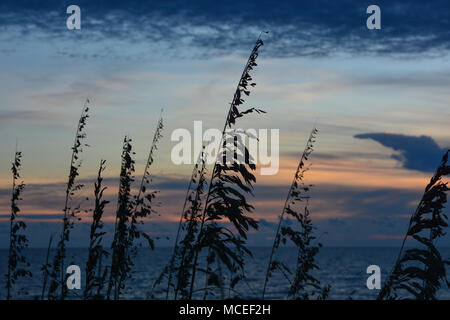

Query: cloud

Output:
[0, 175, 430, 246]
[0, 153, 442, 247]
[354, 133, 448, 172]
[328, 218, 347, 226]
[0, 110, 64, 126]
[369, 234, 404, 240]
[0, 213, 63, 220]
[1, 0, 450, 58]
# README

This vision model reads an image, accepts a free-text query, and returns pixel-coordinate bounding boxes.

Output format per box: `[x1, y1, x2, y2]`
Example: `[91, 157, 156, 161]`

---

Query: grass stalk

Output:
[188, 34, 267, 299]
[6, 148, 31, 299]
[48, 101, 90, 299]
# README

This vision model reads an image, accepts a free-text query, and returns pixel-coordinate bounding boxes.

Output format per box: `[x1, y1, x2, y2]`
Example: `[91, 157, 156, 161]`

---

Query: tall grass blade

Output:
[378, 150, 450, 300]
[262, 127, 329, 300]
[188, 34, 267, 299]
[40, 234, 55, 300]
[107, 136, 136, 300]
[48, 101, 90, 299]
[108, 113, 163, 299]
[6, 149, 32, 300]
[162, 147, 208, 299]
[84, 159, 109, 299]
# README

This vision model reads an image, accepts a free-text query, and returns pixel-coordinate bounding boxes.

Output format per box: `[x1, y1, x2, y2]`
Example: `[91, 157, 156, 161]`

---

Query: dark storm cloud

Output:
[1, 0, 450, 57]
[354, 133, 448, 172]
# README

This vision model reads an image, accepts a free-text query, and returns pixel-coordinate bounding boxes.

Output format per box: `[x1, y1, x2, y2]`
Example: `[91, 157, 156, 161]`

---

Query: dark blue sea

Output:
[1, 247, 449, 300]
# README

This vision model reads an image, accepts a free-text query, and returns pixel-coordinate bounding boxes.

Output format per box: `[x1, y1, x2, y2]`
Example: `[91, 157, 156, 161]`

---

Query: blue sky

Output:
[0, 0, 449, 247]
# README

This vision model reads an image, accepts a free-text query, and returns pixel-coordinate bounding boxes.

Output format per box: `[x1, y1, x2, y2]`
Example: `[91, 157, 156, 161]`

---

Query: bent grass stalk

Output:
[107, 136, 135, 300]
[108, 113, 163, 299]
[262, 127, 319, 299]
[48, 101, 90, 299]
[174, 149, 208, 299]
[84, 160, 109, 299]
[41, 234, 55, 300]
[378, 150, 450, 300]
[165, 148, 206, 299]
[6, 149, 31, 300]
[189, 34, 267, 299]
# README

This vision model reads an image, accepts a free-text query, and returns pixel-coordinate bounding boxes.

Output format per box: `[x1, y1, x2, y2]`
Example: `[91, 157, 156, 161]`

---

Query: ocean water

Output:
[0, 247, 449, 300]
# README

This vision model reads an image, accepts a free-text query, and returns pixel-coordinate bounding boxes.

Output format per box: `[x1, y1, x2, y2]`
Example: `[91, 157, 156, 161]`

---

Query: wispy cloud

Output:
[2, 0, 450, 58]
[0, 163, 431, 247]
[0, 110, 64, 126]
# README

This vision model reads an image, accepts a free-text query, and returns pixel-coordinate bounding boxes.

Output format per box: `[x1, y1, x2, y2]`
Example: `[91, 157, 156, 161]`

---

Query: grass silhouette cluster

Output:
[2, 36, 449, 301]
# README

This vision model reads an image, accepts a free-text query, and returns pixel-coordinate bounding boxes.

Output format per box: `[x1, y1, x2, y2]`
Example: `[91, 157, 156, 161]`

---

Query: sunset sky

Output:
[0, 0, 449, 247]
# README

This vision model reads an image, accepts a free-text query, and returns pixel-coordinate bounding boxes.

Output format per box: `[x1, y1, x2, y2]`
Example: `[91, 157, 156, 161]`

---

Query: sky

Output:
[0, 0, 449, 247]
